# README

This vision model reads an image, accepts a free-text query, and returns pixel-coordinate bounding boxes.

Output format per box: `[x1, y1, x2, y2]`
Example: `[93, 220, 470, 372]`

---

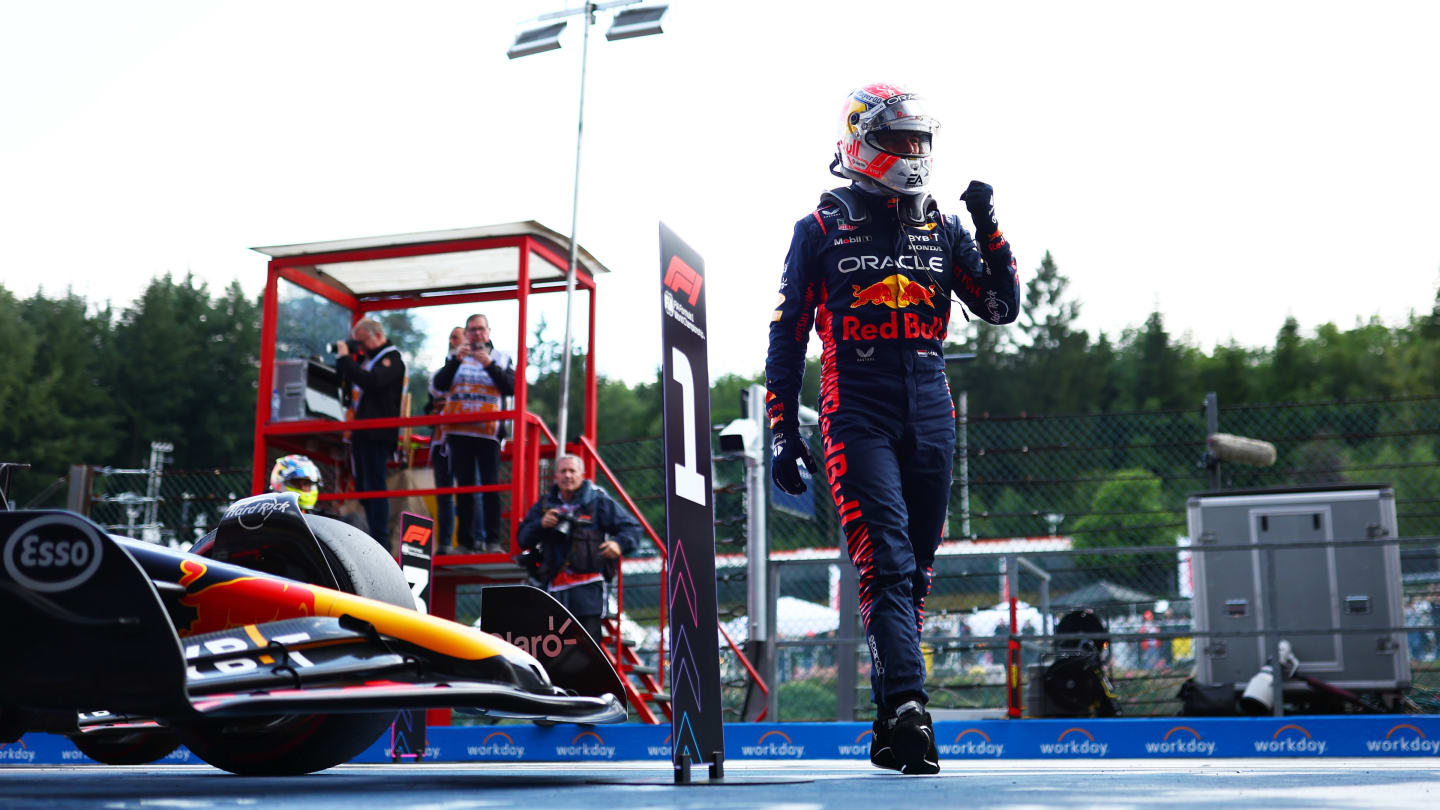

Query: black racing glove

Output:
[771, 430, 818, 495]
[959, 180, 1000, 238]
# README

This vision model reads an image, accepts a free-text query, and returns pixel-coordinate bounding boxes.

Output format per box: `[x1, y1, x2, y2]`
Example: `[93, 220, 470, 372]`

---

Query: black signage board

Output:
[658, 223, 725, 781]
[478, 584, 625, 703]
[391, 512, 434, 761]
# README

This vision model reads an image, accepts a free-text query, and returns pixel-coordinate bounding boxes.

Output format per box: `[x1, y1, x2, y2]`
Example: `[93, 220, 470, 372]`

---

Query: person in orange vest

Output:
[426, 326, 481, 553]
[432, 313, 514, 553]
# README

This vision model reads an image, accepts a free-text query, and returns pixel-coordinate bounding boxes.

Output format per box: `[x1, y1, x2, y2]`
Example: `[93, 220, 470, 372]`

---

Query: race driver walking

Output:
[765, 83, 1020, 775]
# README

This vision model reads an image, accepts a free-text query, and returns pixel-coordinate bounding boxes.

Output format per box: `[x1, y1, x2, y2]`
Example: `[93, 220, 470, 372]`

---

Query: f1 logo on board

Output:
[3, 514, 104, 593]
[663, 255, 703, 306]
[401, 524, 433, 547]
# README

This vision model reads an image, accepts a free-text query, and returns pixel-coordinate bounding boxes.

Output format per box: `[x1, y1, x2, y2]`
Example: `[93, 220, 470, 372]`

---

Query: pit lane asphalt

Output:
[5, 760, 1437, 809]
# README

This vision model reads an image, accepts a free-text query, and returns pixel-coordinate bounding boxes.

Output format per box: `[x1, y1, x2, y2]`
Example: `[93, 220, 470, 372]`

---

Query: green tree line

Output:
[2, 257, 1436, 515]
[2, 276, 261, 506]
[950, 252, 1440, 417]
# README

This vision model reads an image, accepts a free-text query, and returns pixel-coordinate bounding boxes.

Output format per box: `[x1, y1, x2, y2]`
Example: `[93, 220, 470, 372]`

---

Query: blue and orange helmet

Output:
[269, 455, 322, 510]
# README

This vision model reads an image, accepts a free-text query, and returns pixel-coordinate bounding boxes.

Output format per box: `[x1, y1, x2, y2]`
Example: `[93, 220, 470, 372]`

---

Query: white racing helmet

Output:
[835, 83, 939, 196]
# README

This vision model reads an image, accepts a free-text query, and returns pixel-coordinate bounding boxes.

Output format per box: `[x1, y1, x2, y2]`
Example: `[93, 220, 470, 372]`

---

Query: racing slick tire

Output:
[71, 729, 182, 765]
[180, 516, 413, 775]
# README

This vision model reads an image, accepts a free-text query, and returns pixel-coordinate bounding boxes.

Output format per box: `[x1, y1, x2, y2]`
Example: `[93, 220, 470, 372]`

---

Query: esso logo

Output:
[3, 515, 104, 592]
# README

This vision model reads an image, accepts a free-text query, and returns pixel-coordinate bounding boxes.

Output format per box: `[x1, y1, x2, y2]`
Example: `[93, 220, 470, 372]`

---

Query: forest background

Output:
[3, 253, 1437, 522]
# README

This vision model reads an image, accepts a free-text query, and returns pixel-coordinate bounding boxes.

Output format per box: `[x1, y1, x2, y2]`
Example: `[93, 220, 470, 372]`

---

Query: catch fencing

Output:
[45, 392, 1440, 721]
[87, 467, 250, 549]
[593, 392, 1440, 720]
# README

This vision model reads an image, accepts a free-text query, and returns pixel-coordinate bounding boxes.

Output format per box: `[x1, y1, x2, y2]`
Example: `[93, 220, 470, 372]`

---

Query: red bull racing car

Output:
[0, 493, 626, 774]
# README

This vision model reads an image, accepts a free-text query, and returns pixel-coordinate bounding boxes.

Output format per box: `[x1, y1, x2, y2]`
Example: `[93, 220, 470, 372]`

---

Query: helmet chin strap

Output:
[828, 156, 935, 226]
[895, 192, 936, 226]
[851, 177, 891, 196]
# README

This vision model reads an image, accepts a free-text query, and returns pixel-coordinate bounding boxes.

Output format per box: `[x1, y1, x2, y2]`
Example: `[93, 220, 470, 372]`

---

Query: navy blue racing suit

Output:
[764, 186, 1019, 714]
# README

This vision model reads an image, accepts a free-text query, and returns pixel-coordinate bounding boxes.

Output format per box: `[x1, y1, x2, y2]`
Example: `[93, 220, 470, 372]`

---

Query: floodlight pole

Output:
[944, 352, 977, 538]
[513, 0, 654, 456]
[554, 3, 593, 457]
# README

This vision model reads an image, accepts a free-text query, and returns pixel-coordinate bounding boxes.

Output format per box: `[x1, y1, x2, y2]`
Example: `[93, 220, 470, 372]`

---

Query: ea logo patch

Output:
[3, 514, 104, 592]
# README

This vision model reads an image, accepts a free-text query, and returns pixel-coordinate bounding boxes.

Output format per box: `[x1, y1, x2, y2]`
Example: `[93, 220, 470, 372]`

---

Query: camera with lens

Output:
[545, 512, 615, 581]
[329, 338, 364, 356]
[553, 512, 594, 537]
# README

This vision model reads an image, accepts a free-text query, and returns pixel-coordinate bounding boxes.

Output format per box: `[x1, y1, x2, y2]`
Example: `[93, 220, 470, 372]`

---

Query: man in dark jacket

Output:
[517, 454, 641, 645]
[335, 317, 405, 547]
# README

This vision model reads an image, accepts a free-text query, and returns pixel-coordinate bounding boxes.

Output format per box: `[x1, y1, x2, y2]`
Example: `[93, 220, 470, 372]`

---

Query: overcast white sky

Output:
[4, 1, 1438, 382]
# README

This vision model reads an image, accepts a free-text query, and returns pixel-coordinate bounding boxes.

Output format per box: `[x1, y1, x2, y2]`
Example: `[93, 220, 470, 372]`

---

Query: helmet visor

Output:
[285, 483, 318, 510]
[868, 129, 932, 158]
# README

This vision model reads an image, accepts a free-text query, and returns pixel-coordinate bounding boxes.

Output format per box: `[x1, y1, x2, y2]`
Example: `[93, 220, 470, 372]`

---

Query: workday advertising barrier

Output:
[13, 717, 1440, 764]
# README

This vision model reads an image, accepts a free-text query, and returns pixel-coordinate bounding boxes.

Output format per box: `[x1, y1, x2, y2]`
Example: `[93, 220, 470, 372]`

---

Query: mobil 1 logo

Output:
[3, 513, 104, 592]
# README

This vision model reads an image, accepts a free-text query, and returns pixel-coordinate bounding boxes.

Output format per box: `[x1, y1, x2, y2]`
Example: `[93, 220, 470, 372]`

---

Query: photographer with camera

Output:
[432, 313, 514, 554]
[516, 454, 640, 645]
[425, 326, 484, 553]
[335, 317, 405, 547]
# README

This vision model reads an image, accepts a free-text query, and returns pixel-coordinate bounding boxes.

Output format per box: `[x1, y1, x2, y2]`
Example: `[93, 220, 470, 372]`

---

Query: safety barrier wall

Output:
[12, 716, 1440, 764]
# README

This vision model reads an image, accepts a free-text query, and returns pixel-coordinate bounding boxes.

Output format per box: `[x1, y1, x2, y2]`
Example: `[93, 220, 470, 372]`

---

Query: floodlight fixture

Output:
[506, 0, 667, 455]
[606, 5, 668, 41]
[507, 21, 567, 59]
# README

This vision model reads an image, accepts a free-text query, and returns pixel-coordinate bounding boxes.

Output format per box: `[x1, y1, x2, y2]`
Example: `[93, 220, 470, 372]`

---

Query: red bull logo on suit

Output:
[849, 274, 936, 310]
[844, 273, 945, 342]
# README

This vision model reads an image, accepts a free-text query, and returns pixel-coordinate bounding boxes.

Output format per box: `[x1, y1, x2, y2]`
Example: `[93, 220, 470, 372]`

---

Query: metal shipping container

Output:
[1187, 484, 1409, 693]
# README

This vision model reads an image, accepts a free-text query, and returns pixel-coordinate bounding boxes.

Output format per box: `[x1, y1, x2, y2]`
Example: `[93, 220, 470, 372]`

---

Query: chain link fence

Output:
[758, 393, 1440, 719]
[591, 393, 1440, 721]
[44, 392, 1440, 722]
[88, 466, 251, 549]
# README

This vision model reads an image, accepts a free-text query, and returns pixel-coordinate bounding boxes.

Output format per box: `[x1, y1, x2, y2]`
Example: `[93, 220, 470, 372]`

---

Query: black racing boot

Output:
[891, 700, 940, 775]
[869, 717, 899, 771]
